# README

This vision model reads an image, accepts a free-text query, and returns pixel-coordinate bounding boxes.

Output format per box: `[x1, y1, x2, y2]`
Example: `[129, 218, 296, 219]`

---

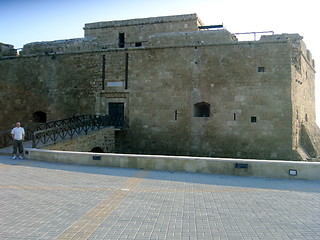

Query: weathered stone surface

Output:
[0, 13, 318, 160]
[84, 13, 201, 48]
[0, 42, 16, 56]
[20, 37, 99, 55]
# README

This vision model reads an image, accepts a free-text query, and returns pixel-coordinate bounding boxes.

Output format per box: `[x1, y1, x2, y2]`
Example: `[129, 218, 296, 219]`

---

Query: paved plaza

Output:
[0, 154, 319, 240]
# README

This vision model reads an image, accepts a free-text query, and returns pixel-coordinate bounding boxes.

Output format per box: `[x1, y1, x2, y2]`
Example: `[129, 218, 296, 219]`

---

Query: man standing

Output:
[11, 122, 25, 159]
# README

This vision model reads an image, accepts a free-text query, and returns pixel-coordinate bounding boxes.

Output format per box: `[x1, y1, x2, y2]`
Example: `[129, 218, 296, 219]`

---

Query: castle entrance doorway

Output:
[108, 103, 125, 127]
[109, 103, 124, 117]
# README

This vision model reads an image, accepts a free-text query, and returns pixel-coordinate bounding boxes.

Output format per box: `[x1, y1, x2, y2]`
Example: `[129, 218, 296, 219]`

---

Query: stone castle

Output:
[1, 13, 320, 161]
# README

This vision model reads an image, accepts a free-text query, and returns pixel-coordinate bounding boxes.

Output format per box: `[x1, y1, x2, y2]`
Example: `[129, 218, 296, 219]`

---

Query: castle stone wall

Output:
[0, 14, 318, 161]
[110, 40, 296, 160]
[289, 35, 317, 155]
[0, 52, 102, 129]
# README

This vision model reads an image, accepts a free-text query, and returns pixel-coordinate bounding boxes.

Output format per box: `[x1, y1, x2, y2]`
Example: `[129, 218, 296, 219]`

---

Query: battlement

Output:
[148, 29, 236, 46]
[17, 13, 205, 55]
[0, 42, 16, 56]
[84, 13, 202, 30]
[261, 33, 315, 68]
[20, 37, 100, 55]
[0, 13, 316, 69]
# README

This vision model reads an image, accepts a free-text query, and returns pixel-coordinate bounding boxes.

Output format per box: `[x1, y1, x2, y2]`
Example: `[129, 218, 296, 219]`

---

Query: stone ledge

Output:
[25, 148, 320, 180]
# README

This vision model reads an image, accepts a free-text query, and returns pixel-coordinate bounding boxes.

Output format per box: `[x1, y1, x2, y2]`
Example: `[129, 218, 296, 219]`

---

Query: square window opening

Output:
[135, 42, 142, 47]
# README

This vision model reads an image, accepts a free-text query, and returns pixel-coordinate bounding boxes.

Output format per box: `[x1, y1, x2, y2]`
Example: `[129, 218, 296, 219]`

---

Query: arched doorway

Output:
[90, 147, 104, 153]
[194, 102, 210, 117]
[33, 111, 47, 123]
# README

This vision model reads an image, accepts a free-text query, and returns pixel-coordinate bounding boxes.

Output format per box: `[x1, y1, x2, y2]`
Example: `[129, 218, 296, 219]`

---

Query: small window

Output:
[251, 116, 257, 123]
[118, 33, 125, 48]
[135, 42, 142, 47]
[194, 102, 210, 117]
[258, 67, 265, 72]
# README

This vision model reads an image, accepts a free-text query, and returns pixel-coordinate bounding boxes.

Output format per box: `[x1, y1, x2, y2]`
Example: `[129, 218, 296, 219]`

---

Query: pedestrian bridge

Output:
[0, 114, 126, 149]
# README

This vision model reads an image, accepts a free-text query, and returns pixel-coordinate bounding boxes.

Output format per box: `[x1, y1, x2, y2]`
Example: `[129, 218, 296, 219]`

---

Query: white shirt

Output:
[11, 127, 25, 140]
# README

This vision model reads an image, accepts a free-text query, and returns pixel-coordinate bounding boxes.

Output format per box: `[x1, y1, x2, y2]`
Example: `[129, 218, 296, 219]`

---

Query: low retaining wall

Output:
[25, 148, 320, 180]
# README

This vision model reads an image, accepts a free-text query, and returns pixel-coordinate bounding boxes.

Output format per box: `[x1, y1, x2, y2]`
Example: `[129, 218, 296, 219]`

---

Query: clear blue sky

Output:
[1, 0, 320, 124]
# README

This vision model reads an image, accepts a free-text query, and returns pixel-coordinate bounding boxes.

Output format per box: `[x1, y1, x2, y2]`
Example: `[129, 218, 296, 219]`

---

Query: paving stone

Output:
[0, 155, 319, 239]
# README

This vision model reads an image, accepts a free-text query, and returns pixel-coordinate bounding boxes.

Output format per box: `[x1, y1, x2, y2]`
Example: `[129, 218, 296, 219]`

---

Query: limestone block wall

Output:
[43, 127, 115, 152]
[0, 52, 102, 130]
[1, 35, 316, 160]
[84, 14, 201, 48]
[290, 38, 317, 152]
[1, 13, 318, 161]
[117, 39, 297, 160]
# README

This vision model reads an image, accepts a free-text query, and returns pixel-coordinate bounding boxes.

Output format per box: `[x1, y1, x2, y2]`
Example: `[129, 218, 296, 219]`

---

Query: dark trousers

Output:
[13, 140, 24, 155]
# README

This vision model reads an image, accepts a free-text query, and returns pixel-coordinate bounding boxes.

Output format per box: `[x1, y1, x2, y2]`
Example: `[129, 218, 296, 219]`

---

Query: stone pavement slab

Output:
[0, 154, 319, 240]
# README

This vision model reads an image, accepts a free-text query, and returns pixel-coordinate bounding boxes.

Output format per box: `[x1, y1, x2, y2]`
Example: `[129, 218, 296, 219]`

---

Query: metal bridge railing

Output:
[32, 115, 127, 148]
[0, 115, 90, 148]
[232, 31, 274, 41]
[0, 114, 126, 149]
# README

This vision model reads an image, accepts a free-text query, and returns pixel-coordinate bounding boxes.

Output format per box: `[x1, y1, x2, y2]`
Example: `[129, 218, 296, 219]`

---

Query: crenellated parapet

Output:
[260, 33, 315, 69]
[148, 29, 236, 47]
[20, 37, 102, 55]
[20, 13, 205, 55]
[0, 42, 17, 57]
